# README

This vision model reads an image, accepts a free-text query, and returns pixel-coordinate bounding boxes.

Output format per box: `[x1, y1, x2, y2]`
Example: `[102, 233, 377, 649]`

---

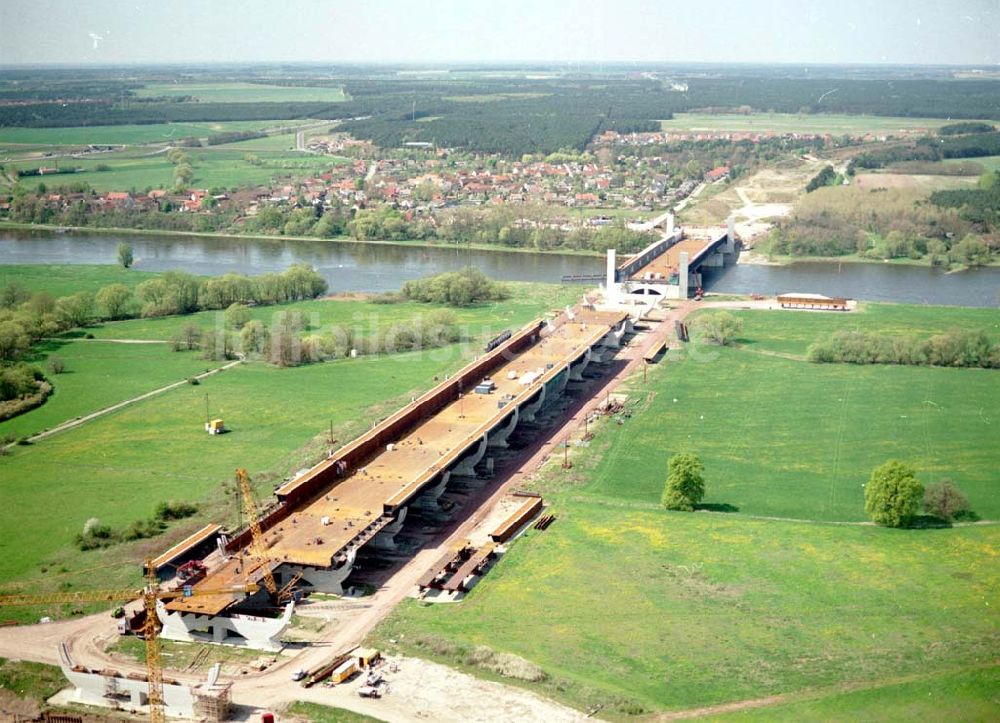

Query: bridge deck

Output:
[629, 239, 706, 281]
[167, 309, 626, 617]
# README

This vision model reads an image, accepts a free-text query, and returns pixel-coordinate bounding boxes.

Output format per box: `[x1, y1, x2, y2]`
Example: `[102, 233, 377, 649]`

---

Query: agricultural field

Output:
[134, 82, 348, 104]
[659, 113, 965, 136]
[443, 92, 552, 103]
[0, 120, 310, 148]
[370, 304, 1000, 715]
[852, 172, 978, 191]
[945, 154, 1000, 172]
[55, 146, 342, 192]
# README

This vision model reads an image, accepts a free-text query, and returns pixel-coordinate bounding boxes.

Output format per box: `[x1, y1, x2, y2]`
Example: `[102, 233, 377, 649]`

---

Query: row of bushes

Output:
[0, 363, 51, 422]
[137, 264, 327, 317]
[400, 268, 510, 307]
[178, 308, 463, 366]
[0, 264, 328, 363]
[807, 329, 998, 368]
[805, 164, 839, 192]
[75, 501, 197, 551]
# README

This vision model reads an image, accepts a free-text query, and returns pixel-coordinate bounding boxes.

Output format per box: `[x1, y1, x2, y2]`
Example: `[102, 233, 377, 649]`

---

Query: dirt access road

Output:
[680, 157, 826, 244]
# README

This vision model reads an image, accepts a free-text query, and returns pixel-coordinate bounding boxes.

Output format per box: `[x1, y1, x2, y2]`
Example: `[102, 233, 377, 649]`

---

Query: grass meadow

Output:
[0, 264, 159, 297]
[706, 665, 1000, 721]
[944, 154, 1000, 173]
[659, 113, 965, 135]
[370, 304, 1000, 716]
[0, 340, 224, 440]
[286, 703, 384, 722]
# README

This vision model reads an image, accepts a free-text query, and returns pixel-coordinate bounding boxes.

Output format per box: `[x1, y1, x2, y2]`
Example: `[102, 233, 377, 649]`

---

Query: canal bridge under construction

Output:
[155, 307, 631, 650]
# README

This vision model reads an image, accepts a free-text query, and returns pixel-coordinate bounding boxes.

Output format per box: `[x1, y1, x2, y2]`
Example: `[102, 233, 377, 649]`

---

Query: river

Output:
[0, 230, 997, 307]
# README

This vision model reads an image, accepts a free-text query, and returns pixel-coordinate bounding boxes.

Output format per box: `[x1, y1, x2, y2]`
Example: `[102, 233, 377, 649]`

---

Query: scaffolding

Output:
[192, 680, 232, 721]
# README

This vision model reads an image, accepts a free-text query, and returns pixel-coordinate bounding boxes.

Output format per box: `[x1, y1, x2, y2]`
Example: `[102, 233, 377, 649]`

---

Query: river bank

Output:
[737, 247, 998, 272]
[0, 221, 604, 258]
[2, 227, 997, 306]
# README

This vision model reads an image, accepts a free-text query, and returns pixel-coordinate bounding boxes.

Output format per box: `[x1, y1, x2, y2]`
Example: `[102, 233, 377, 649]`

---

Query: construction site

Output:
[0, 216, 749, 720]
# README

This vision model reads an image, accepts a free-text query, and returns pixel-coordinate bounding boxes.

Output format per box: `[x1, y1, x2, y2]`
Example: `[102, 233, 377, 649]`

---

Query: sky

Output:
[1, 0, 998, 67]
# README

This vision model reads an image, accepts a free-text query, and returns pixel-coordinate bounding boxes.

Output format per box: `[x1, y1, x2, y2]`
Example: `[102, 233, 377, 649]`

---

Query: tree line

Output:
[850, 132, 1000, 171]
[807, 328, 999, 369]
[5, 70, 1000, 156]
[764, 183, 994, 264]
[0, 264, 327, 363]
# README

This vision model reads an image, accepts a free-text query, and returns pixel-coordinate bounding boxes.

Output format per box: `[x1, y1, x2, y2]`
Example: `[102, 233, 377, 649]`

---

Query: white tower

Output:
[605, 248, 617, 305]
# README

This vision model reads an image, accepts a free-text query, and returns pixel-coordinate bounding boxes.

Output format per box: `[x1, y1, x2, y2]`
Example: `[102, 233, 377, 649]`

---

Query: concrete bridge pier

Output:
[156, 598, 295, 652]
[452, 434, 488, 476]
[487, 407, 519, 449]
[373, 506, 409, 548]
[535, 368, 569, 414]
[519, 385, 547, 422]
[279, 548, 358, 596]
[411, 471, 451, 513]
[679, 251, 690, 299]
[569, 348, 592, 381]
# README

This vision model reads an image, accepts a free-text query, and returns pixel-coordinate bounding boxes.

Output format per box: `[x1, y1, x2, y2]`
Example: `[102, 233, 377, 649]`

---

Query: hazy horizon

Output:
[1, 0, 997, 67]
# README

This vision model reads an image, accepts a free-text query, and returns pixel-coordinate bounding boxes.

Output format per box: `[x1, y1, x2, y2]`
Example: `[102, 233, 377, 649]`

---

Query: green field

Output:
[659, 113, 965, 135]
[0, 341, 224, 440]
[287, 702, 385, 723]
[370, 304, 1000, 716]
[944, 154, 1000, 172]
[135, 82, 348, 103]
[215, 132, 300, 151]
[728, 303, 1000, 357]
[0, 657, 67, 705]
[707, 665, 1000, 721]
[0, 264, 158, 297]
[0, 121, 310, 147]
[60, 146, 340, 192]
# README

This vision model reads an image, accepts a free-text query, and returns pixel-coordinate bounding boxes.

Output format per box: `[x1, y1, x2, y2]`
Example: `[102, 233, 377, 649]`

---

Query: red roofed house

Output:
[706, 166, 730, 183]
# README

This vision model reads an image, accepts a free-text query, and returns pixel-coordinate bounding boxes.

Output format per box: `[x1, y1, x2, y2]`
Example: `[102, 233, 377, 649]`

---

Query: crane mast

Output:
[235, 467, 278, 595]
[0, 564, 257, 722]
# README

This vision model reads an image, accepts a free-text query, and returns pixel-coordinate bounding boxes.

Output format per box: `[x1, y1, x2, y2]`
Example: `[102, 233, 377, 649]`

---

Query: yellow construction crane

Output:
[235, 467, 278, 596]
[0, 563, 257, 723]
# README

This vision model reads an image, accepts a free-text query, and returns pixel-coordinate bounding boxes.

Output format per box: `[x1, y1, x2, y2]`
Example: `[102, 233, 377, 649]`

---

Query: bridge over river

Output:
[608, 216, 739, 300]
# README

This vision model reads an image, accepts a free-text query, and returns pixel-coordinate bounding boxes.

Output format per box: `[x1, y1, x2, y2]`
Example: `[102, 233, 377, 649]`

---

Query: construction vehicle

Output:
[177, 559, 208, 583]
[205, 419, 226, 435]
[0, 561, 257, 723]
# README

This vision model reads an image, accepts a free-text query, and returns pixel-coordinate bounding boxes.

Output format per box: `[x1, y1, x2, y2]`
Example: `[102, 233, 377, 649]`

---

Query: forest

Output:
[4, 67, 1000, 156]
